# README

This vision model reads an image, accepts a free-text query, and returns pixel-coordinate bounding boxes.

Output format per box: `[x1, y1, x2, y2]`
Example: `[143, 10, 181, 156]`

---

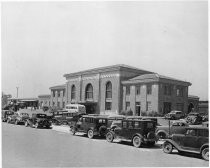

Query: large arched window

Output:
[106, 81, 112, 99]
[105, 81, 112, 110]
[85, 83, 93, 99]
[71, 85, 76, 100]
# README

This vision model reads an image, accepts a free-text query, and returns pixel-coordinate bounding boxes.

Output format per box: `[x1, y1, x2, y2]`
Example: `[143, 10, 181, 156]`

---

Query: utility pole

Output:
[16, 87, 19, 98]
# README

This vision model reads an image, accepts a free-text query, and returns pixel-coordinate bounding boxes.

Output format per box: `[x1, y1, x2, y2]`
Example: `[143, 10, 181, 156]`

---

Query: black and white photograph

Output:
[1, 1, 209, 167]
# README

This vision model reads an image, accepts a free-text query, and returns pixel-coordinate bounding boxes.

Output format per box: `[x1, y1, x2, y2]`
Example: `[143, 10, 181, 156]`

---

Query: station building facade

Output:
[63, 64, 191, 115]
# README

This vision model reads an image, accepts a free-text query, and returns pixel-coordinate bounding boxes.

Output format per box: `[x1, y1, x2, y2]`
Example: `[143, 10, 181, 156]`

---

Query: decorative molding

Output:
[100, 73, 120, 78]
[68, 73, 120, 82]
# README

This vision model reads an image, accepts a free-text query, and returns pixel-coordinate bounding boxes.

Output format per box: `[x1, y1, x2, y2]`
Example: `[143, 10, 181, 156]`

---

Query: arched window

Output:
[105, 81, 112, 110]
[71, 85, 76, 100]
[86, 84, 93, 99]
[106, 81, 112, 99]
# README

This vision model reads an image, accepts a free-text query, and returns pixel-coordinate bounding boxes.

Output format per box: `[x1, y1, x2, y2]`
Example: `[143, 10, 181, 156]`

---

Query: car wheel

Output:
[106, 132, 114, 143]
[35, 123, 39, 129]
[201, 147, 209, 161]
[158, 132, 167, 139]
[25, 121, 28, 127]
[132, 136, 142, 148]
[87, 129, 94, 139]
[163, 142, 173, 154]
[15, 120, 18, 125]
[70, 127, 76, 135]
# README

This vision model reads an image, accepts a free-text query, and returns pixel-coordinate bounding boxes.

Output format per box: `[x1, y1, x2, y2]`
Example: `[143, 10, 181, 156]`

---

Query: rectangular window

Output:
[176, 103, 184, 111]
[63, 90, 65, 97]
[126, 102, 130, 110]
[128, 121, 133, 128]
[58, 91, 60, 97]
[57, 102, 60, 107]
[105, 102, 112, 110]
[164, 85, 172, 95]
[126, 86, 130, 95]
[176, 86, 184, 97]
[122, 121, 127, 128]
[134, 122, 139, 128]
[53, 91, 55, 97]
[53, 102, 55, 106]
[147, 85, 152, 95]
[146, 101, 152, 111]
[135, 102, 141, 116]
[136, 85, 141, 95]
[63, 102, 65, 108]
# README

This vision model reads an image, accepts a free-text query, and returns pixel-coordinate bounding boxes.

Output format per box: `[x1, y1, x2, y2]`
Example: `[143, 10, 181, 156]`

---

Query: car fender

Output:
[164, 139, 180, 151]
[200, 143, 209, 153]
[132, 133, 143, 141]
[156, 130, 169, 137]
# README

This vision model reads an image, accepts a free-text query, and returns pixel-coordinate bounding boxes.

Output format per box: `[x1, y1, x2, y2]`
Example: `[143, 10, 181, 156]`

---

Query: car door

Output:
[180, 129, 198, 151]
[120, 121, 134, 140]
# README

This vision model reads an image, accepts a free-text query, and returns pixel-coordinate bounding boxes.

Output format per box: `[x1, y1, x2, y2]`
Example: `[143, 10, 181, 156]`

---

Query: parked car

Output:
[164, 111, 185, 120]
[155, 120, 189, 139]
[106, 119, 157, 147]
[2, 110, 14, 122]
[185, 112, 203, 125]
[25, 113, 51, 128]
[53, 110, 85, 125]
[70, 115, 108, 138]
[7, 111, 29, 125]
[162, 127, 209, 161]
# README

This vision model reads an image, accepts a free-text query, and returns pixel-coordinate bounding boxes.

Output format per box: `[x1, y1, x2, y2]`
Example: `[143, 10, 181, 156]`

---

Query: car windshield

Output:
[36, 114, 47, 118]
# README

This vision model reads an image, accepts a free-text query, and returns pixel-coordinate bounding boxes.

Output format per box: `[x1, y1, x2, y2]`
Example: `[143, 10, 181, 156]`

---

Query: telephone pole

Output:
[16, 87, 19, 98]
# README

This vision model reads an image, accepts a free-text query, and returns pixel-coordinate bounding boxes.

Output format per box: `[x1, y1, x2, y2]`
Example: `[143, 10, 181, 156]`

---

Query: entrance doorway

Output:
[163, 102, 171, 114]
[188, 103, 194, 113]
[135, 102, 141, 116]
[82, 103, 97, 114]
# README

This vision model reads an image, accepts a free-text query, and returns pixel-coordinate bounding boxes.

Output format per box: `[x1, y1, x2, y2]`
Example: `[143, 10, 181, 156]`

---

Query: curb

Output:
[52, 125, 70, 133]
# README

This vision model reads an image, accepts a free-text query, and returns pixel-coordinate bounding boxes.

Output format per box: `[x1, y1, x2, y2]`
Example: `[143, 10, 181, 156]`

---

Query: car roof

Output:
[82, 115, 108, 119]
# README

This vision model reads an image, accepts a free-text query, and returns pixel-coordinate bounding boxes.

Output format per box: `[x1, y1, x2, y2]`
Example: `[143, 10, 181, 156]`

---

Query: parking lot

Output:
[2, 122, 209, 167]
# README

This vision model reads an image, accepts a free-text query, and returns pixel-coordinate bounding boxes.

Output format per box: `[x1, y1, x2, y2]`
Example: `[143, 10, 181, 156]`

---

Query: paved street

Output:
[2, 123, 209, 167]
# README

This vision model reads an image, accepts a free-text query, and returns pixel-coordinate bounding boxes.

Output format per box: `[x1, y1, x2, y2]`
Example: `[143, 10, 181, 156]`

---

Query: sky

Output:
[1, 1, 208, 100]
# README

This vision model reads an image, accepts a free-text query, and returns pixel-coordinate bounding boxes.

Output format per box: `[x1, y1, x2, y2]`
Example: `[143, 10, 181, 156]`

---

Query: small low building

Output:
[38, 94, 51, 108]
[188, 95, 199, 113]
[50, 84, 66, 109]
[198, 101, 209, 114]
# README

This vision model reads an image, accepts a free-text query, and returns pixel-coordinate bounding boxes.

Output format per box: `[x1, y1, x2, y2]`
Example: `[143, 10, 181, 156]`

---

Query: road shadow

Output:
[113, 140, 162, 149]
[169, 150, 204, 160]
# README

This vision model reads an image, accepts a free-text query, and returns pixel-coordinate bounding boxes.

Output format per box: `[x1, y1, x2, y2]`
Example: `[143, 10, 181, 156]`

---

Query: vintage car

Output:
[7, 111, 29, 125]
[53, 110, 85, 125]
[155, 120, 189, 139]
[2, 110, 14, 122]
[25, 113, 51, 128]
[164, 111, 185, 120]
[162, 127, 209, 161]
[185, 112, 203, 125]
[70, 115, 108, 138]
[106, 119, 157, 147]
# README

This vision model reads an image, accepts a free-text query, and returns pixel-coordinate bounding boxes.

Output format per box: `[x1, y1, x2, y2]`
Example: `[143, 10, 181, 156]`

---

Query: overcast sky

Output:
[1, 1, 208, 100]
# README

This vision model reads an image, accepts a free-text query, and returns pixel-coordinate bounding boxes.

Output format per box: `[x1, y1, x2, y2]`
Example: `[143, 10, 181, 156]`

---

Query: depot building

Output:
[49, 64, 191, 116]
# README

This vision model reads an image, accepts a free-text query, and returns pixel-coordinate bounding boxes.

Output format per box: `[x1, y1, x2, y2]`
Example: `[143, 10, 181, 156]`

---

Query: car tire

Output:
[132, 136, 142, 148]
[70, 127, 76, 135]
[25, 121, 28, 127]
[201, 147, 209, 161]
[163, 142, 173, 154]
[7, 119, 10, 124]
[15, 120, 18, 125]
[106, 132, 114, 143]
[35, 123, 39, 129]
[157, 132, 167, 139]
[87, 129, 94, 139]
